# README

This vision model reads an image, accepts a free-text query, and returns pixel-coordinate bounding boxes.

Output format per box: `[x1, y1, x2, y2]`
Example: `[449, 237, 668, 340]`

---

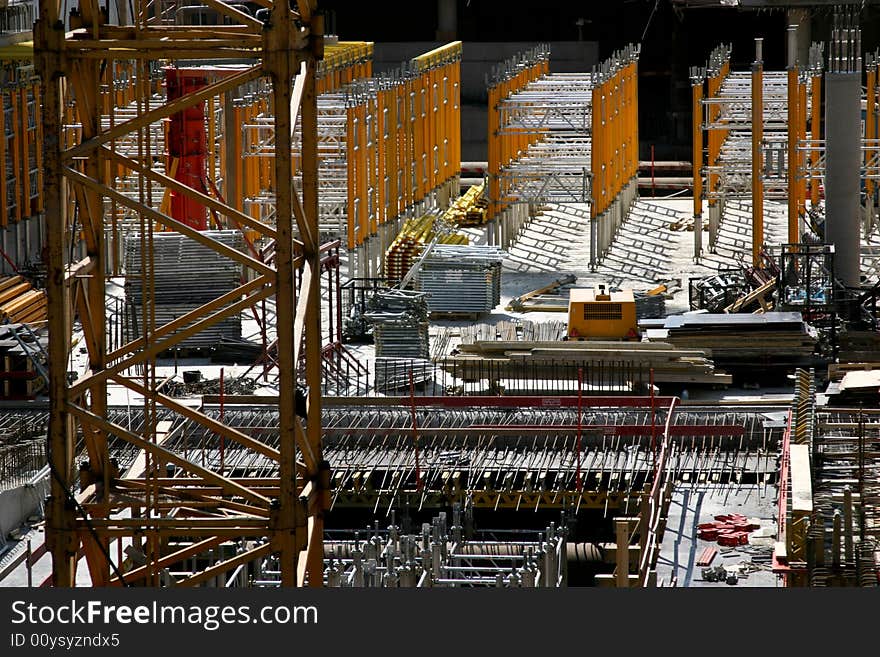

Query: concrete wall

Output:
[824, 72, 862, 287]
[0, 471, 48, 540]
[0, 216, 44, 276]
[373, 41, 600, 162]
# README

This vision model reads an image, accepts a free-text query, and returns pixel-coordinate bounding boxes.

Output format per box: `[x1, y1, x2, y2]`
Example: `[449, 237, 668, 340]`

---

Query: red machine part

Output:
[165, 67, 210, 231]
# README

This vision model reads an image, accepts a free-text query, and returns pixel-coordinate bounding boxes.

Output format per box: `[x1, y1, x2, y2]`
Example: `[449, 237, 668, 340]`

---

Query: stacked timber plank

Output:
[0, 276, 47, 325]
[824, 363, 880, 406]
[124, 231, 243, 349]
[646, 312, 818, 377]
[442, 182, 489, 226]
[383, 214, 468, 283]
[458, 319, 567, 347]
[433, 319, 568, 359]
[447, 339, 731, 385]
[416, 244, 505, 316]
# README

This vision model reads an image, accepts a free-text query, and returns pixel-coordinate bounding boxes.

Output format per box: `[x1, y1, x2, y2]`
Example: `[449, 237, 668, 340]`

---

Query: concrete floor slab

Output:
[656, 484, 781, 588]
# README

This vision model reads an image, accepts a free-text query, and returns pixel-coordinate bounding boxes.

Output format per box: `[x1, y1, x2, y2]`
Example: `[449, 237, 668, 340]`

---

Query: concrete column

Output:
[615, 518, 630, 588]
[843, 485, 854, 563]
[832, 510, 842, 570]
[116, 0, 129, 25]
[787, 9, 811, 68]
[824, 72, 862, 287]
[436, 0, 457, 41]
[709, 203, 720, 250]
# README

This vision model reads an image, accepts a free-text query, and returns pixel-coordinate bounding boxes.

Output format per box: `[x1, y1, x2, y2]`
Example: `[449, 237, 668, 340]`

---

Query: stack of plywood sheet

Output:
[649, 312, 818, 376]
[0, 276, 47, 326]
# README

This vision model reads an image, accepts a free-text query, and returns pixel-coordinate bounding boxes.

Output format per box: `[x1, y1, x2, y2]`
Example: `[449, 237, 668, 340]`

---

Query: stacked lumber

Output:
[442, 183, 488, 226]
[647, 312, 819, 378]
[0, 276, 47, 325]
[458, 320, 568, 347]
[446, 339, 731, 385]
[824, 364, 880, 406]
[383, 214, 468, 282]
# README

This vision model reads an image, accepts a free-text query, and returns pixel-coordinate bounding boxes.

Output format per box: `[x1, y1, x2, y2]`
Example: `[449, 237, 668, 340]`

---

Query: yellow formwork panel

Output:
[0, 91, 5, 227]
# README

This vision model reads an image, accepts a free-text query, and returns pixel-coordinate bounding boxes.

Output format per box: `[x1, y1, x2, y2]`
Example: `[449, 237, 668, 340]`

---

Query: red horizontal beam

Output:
[467, 424, 745, 437]
[403, 396, 678, 409]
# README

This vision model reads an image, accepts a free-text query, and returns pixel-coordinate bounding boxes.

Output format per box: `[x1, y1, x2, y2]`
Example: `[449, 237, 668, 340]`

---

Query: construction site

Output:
[0, 0, 876, 589]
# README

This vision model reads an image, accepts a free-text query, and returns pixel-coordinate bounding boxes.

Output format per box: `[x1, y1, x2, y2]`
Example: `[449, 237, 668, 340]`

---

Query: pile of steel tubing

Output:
[253, 509, 568, 588]
[383, 212, 467, 283]
[363, 288, 430, 359]
[416, 244, 505, 315]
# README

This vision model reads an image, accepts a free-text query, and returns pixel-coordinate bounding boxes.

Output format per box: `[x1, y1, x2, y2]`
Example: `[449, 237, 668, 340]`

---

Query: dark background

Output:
[317, 0, 880, 161]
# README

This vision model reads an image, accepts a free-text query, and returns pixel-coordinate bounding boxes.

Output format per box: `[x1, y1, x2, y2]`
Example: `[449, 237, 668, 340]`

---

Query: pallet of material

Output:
[836, 331, 880, 363]
[827, 362, 880, 382]
[654, 312, 817, 362]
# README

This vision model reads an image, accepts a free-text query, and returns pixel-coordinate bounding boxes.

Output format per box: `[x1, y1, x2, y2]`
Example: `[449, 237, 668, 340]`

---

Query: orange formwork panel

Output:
[346, 104, 356, 250]
[0, 91, 6, 228]
[10, 91, 20, 223]
[356, 102, 369, 246]
[366, 92, 377, 235]
[798, 77, 807, 220]
[376, 86, 387, 225]
[810, 71, 822, 206]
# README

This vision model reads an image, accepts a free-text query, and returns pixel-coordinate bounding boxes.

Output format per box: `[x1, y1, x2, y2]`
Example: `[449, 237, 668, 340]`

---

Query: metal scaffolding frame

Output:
[694, 40, 817, 263]
[38, 0, 327, 587]
[486, 44, 639, 268]
[240, 42, 462, 280]
[776, 369, 880, 587]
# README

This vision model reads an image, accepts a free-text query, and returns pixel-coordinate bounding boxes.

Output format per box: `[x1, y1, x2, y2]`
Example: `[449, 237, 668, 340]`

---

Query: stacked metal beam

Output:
[123, 230, 244, 348]
[363, 288, 430, 359]
[416, 244, 505, 315]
